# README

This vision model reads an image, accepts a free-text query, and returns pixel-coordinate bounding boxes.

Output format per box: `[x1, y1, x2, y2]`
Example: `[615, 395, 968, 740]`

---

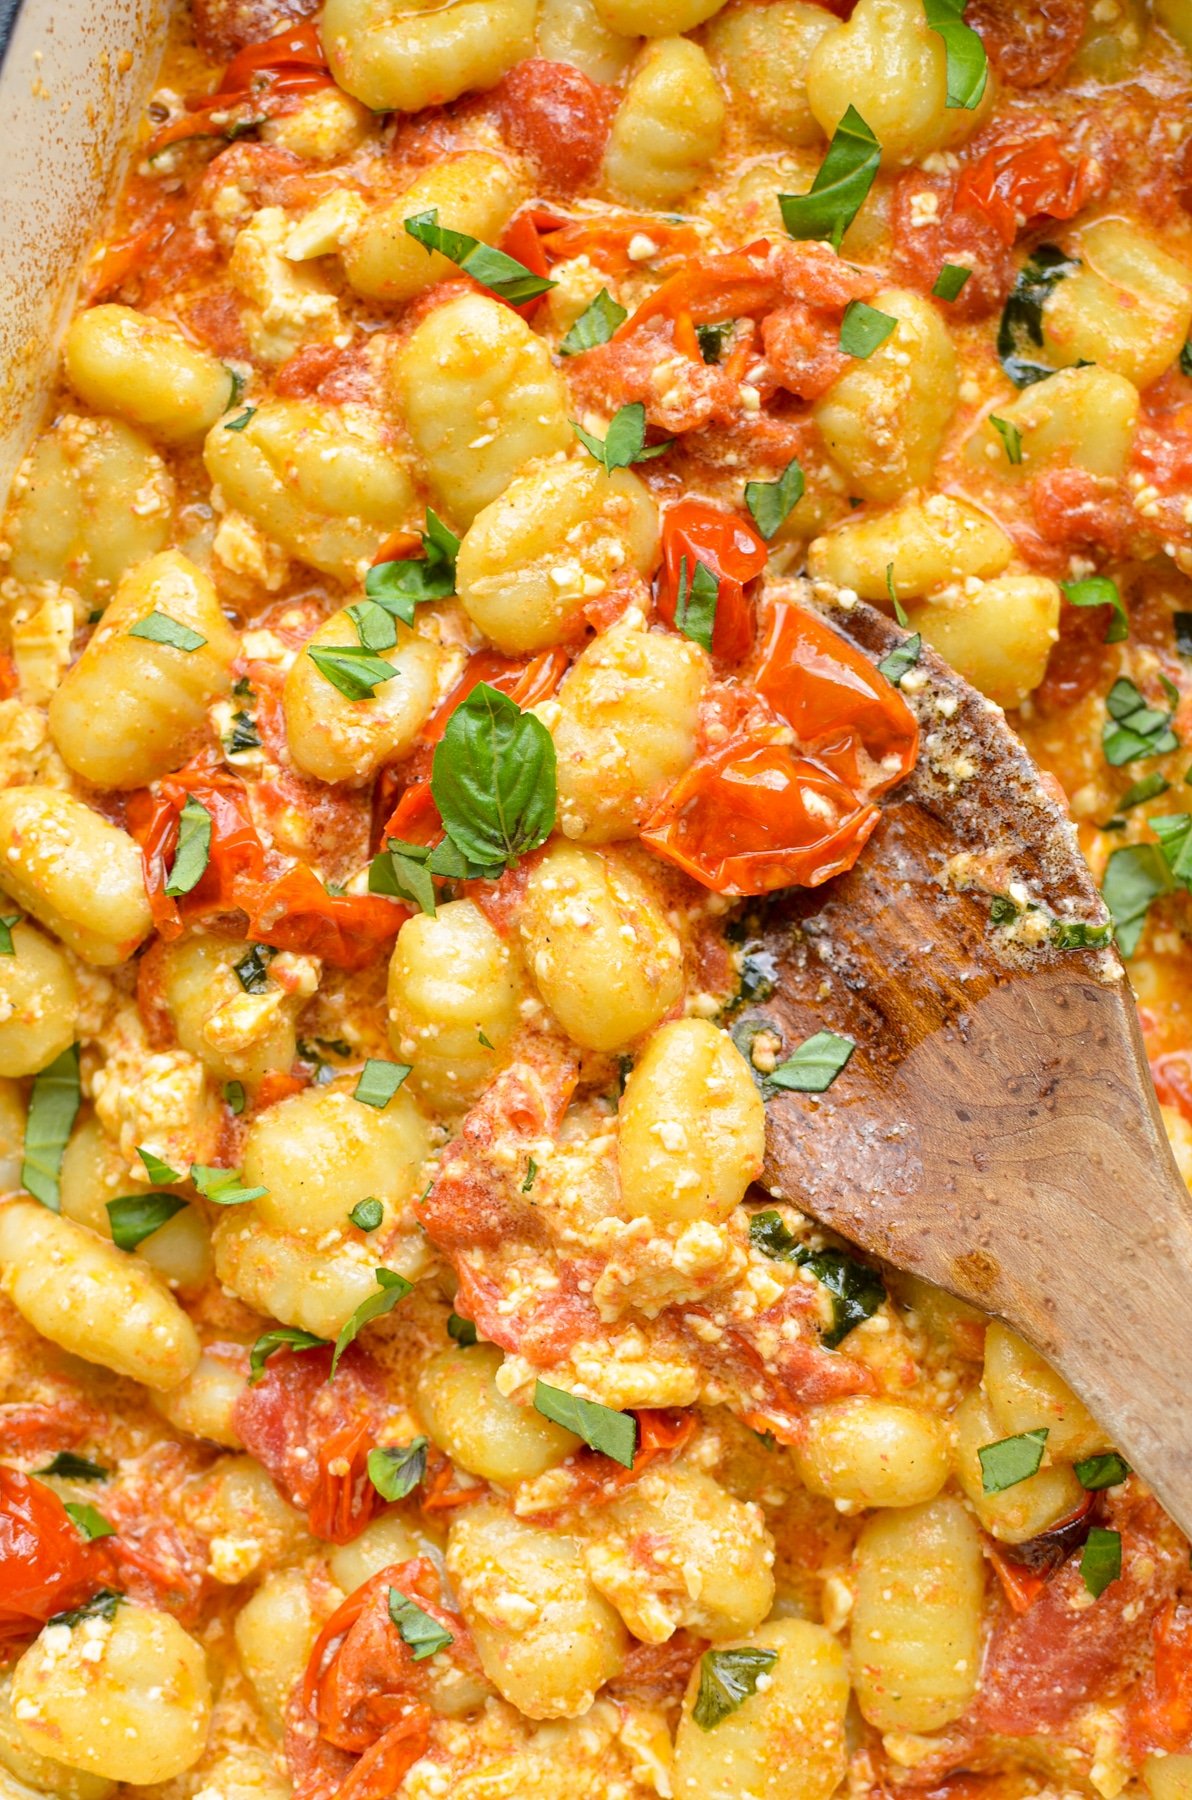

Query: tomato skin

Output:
[658, 500, 767, 664]
[0, 1469, 104, 1639]
[753, 601, 919, 796]
[640, 736, 881, 896]
[220, 18, 326, 86]
[955, 135, 1106, 245]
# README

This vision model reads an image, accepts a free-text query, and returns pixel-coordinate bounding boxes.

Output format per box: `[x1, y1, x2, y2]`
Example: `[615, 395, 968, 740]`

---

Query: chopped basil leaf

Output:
[22, 1045, 81, 1211]
[447, 1311, 478, 1346]
[225, 707, 261, 754]
[431, 683, 556, 877]
[49, 1588, 120, 1628]
[190, 1164, 268, 1206]
[331, 1268, 413, 1375]
[403, 208, 555, 304]
[990, 893, 1019, 924]
[693, 1646, 780, 1731]
[989, 414, 1023, 466]
[745, 457, 805, 540]
[770, 1029, 855, 1093]
[1050, 917, 1113, 950]
[364, 509, 459, 626]
[307, 644, 399, 702]
[224, 407, 256, 431]
[1103, 675, 1179, 766]
[1182, 341, 1192, 378]
[572, 402, 672, 474]
[224, 1080, 246, 1115]
[932, 263, 972, 301]
[803, 1248, 886, 1347]
[923, 0, 988, 108]
[347, 597, 399, 653]
[1075, 1451, 1130, 1490]
[1112, 772, 1170, 815]
[137, 1147, 181, 1184]
[387, 1586, 453, 1660]
[559, 287, 627, 355]
[106, 1192, 186, 1251]
[1152, 812, 1192, 886]
[1175, 612, 1192, 658]
[779, 104, 881, 250]
[64, 1502, 115, 1542]
[878, 632, 922, 687]
[839, 301, 896, 359]
[522, 1158, 537, 1193]
[367, 1437, 428, 1502]
[533, 1379, 637, 1467]
[1101, 842, 1171, 956]
[249, 1326, 327, 1382]
[349, 1197, 384, 1232]
[0, 912, 20, 955]
[997, 246, 1080, 388]
[226, 368, 246, 407]
[748, 1210, 802, 1260]
[164, 794, 212, 898]
[234, 943, 275, 994]
[477, 1030, 494, 1049]
[369, 838, 437, 917]
[885, 563, 910, 628]
[1062, 574, 1128, 644]
[36, 1452, 108, 1480]
[979, 1428, 1049, 1493]
[695, 320, 733, 363]
[674, 556, 719, 653]
[128, 611, 206, 651]
[354, 1059, 411, 1109]
[1080, 1526, 1122, 1598]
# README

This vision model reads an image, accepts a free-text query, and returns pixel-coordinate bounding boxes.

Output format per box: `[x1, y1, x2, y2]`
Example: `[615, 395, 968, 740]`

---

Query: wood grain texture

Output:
[753, 584, 1192, 1536]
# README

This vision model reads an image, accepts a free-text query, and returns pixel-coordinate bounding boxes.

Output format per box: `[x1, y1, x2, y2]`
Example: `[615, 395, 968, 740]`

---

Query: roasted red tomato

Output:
[954, 135, 1106, 246]
[126, 756, 265, 938]
[657, 499, 768, 664]
[248, 864, 407, 973]
[753, 600, 919, 795]
[641, 736, 881, 896]
[0, 1468, 105, 1639]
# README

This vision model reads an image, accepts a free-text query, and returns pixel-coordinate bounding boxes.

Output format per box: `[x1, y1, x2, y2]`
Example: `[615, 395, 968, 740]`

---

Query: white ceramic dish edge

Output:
[0, 0, 169, 500]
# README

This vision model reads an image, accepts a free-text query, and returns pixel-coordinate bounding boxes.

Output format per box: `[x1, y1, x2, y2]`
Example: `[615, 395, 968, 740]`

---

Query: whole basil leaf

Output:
[431, 684, 556, 875]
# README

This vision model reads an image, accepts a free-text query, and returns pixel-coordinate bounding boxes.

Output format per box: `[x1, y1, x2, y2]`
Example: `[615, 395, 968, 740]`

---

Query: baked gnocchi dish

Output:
[1, 0, 1192, 1797]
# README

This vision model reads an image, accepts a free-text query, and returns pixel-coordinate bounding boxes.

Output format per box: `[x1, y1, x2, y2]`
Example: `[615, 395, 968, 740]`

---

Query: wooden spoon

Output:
[748, 582, 1192, 1538]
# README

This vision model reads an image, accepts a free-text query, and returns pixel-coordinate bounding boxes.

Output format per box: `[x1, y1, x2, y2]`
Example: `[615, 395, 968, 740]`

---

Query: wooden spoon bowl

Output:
[750, 583, 1192, 1535]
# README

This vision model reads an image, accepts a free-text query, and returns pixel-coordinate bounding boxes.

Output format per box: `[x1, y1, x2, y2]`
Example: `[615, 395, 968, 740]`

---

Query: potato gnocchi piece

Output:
[151, 1348, 248, 1449]
[0, 921, 77, 1078]
[212, 1204, 435, 1337]
[343, 153, 525, 304]
[793, 1396, 951, 1507]
[520, 842, 684, 1051]
[618, 1018, 764, 1226]
[10, 1607, 210, 1785]
[457, 461, 660, 654]
[48, 550, 237, 789]
[388, 899, 524, 1114]
[705, 0, 834, 146]
[0, 1202, 201, 1391]
[284, 608, 443, 784]
[814, 288, 957, 501]
[951, 1387, 1086, 1541]
[0, 788, 152, 966]
[3, 415, 173, 604]
[537, 0, 639, 79]
[233, 1569, 317, 1734]
[809, 493, 1013, 603]
[0, 1670, 114, 1800]
[392, 293, 572, 529]
[549, 617, 706, 843]
[63, 306, 234, 445]
[157, 933, 302, 1089]
[966, 365, 1139, 480]
[807, 0, 991, 166]
[594, 0, 724, 31]
[1041, 219, 1192, 390]
[673, 1618, 848, 1800]
[203, 399, 416, 584]
[908, 574, 1061, 711]
[447, 1499, 627, 1718]
[60, 1114, 213, 1295]
[418, 1344, 582, 1485]
[243, 1082, 431, 1239]
[982, 1320, 1112, 1461]
[322, 0, 536, 113]
[603, 37, 726, 206]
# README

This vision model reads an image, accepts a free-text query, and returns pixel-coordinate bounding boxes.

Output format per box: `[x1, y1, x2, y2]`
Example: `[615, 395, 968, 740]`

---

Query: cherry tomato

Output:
[0, 1469, 103, 1639]
[126, 756, 266, 939]
[641, 736, 880, 896]
[496, 60, 614, 197]
[658, 500, 768, 664]
[248, 864, 408, 972]
[954, 136, 1105, 246]
[753, 600, 919, 795]
[498, 212, 553, 318]
[220, 19, 327, 89]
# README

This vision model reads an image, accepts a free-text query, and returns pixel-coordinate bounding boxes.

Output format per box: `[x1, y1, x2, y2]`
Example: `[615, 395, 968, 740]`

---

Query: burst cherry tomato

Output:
[954, 135, 1105, 246]
[753, 600, 919, 795]
[0, 1469, 104, 1639]
[658, 500, 768, 664]
[640, 736, 881, 896]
